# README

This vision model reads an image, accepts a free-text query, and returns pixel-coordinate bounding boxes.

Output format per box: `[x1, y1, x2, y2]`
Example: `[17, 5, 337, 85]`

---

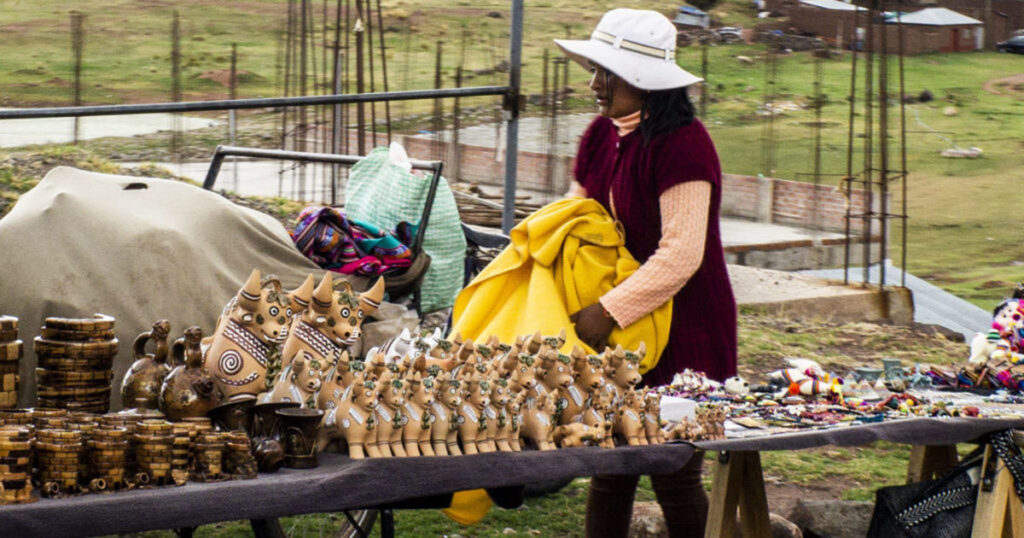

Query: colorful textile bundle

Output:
[291, 206, 413, 276]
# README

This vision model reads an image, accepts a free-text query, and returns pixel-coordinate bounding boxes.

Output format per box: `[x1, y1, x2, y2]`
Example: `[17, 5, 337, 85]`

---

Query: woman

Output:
[555, 9, 738, 537]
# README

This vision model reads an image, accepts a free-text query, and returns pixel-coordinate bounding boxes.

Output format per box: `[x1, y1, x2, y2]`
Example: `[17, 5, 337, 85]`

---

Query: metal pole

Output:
[432, 41, 443, 162]
[862, 3, 875, 288]
[897, 1, 909, 288]
[355, 12, 366, 154]
[0, 86, 509, 119]
[230, 43, 239, 192]
[70, 11, 85, 145]
[843, 7, 860, 285]
[700, 36, 709, 120]
[375, 0, 392, 143]
[331, 0, 343, 204]
[878, 0, 889, 293]
[502, 0, 524, 233]
[171, 11, 182, 160]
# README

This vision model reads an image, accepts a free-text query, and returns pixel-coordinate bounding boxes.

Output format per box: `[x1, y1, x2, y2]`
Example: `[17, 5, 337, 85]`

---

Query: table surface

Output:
[3, 416, 1023, 537]
[0, 443, 694, 537]
[695, 416, 1024, 452]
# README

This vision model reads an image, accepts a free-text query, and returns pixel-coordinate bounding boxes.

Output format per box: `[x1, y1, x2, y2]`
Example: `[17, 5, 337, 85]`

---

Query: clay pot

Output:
[208, 396, 256, 433]
[251, 401, 300, 440]
[121, 320, 172, 410]
[276, 408, 324, 469]
[160, 327, 223, 422]
[253, 437, 286, 473]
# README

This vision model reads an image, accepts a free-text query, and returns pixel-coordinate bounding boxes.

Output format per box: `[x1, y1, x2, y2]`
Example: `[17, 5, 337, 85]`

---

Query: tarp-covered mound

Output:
[0, 166, 326, 409]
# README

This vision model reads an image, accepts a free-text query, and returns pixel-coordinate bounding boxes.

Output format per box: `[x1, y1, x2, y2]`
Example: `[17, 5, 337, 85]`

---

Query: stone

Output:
[736, 55, 754, 65]
[502, 528, 516, 535]
[788, 499, 873, 538]
[628, 501, 667, 538]
[943, 106, 958, 116]
[731, 513, 802, 538]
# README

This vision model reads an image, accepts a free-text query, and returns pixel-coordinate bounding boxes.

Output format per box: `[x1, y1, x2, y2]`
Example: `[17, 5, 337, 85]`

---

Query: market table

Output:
[0, 442, 695, 537]
[692, 416, 1024, 538]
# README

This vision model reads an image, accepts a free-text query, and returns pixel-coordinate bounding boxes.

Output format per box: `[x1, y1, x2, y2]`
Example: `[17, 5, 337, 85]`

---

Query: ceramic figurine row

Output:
[253, 320, 666, 458]
[34, 314, 117, 413]
[0, 316, 21, 409]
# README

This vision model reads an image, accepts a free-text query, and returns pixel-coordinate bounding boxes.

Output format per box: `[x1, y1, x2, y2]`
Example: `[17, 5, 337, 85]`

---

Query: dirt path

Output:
[981, 74, 1024, 99]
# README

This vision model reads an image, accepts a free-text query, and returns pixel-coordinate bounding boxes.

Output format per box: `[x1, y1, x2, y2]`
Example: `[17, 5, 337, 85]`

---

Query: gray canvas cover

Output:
[0, 166, 324, 409]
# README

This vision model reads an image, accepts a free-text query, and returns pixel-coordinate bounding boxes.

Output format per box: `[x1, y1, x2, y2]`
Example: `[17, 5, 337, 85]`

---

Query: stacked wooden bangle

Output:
[34, 314, 117, 413]
[86, 426, 128, 491]
[133, 419, 175, 486]
[35, 428, 85, 498]
[0, 316, 21, 409]
[0, 425, 35, 504]
[223, 430, 258, 479]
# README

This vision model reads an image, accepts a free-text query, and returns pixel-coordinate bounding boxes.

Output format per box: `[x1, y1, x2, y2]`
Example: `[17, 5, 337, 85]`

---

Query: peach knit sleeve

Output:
[599, 181, 711, 328]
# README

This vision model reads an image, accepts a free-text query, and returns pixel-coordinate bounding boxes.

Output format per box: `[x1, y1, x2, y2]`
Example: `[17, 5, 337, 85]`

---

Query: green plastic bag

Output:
[345, 144, 466, 312]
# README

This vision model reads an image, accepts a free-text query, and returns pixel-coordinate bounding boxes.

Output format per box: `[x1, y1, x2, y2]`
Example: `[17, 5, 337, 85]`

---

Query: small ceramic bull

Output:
[318, 371, 381, 459]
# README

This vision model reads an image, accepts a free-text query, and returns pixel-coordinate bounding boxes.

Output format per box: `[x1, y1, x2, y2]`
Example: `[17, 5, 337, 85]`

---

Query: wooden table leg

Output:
[972, 444, 1023, 538]
[705, 451, 771, 538]
[906, 444, 959, 483]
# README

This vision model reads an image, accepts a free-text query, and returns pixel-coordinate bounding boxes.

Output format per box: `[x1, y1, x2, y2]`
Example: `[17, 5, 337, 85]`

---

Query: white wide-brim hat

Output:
[554, 8, 702, 91]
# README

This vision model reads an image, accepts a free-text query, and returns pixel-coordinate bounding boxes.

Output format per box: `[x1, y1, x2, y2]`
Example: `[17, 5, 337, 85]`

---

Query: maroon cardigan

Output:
[574, 116, 737, 385]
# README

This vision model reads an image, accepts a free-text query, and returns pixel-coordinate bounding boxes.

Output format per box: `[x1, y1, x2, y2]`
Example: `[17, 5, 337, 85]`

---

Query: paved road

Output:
[0, 111, 218, 148]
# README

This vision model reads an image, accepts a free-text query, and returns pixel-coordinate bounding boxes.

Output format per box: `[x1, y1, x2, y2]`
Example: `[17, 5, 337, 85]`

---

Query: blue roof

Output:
[678, 5, 708, 15]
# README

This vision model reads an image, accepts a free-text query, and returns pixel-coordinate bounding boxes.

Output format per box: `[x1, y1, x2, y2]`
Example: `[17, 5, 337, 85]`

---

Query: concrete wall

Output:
[721, 173, 884, 234]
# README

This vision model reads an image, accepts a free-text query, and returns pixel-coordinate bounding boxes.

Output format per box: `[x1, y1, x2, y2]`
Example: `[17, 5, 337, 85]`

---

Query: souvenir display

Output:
[121, 320, 172, 411]
[159, 327, 222, 421]
[0, 425, 35, 504]
[208, 396, 256, 433]
[34, 314, 118, 413]
[0, 316, 22, 409]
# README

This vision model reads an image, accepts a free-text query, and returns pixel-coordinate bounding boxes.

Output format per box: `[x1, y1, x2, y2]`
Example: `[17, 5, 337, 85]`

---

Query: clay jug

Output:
[122, 320, 173, 410]
[159, 327, 223, 422]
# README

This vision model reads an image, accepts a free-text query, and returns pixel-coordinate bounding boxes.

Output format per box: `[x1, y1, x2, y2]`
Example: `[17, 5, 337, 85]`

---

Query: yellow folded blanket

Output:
[444, 197, 673, 524]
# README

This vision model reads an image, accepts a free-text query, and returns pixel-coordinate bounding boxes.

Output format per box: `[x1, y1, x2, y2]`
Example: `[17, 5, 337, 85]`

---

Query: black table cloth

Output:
[0, 443, 694, 537]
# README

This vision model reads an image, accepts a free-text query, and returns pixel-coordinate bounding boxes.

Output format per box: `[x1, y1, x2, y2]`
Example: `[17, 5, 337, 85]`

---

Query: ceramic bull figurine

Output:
[430, 372, 463, 456]
[508, 353, 540, 394]
[316, 353, 362, 411]
[283, 273, 384, 370]
[560, 347, 607, 424]
[122, 319, 173, 410]
[614, 388, 648, 446]
[263, 355, 324, 408]
[501, 391, 528, 452]
[642, 391, 666, 444]
[604, 343, 645, 404]
[553, 423, 606, 448]
[456, 371, 493, 454]
[373, 371, 407, 457]
[582, 389, 615, 448]
[402, 369, 435, 456]
[534, 349, 574, 400]
[485, 377, 511, 451]
[205, 270, 311, 400]
[318, 371, 381, 458]
[520, 390, 559, 451]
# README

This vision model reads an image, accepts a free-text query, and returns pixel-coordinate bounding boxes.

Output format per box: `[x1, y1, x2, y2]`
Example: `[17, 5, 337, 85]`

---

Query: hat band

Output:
[591, 30, 676, 62]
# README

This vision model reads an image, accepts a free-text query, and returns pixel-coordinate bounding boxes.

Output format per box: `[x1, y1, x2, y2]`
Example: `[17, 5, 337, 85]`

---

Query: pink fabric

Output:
[600, 181, 710, 328]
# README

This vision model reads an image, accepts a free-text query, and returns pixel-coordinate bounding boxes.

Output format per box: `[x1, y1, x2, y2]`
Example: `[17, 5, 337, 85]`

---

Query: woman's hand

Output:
[570, 303, 617, 351]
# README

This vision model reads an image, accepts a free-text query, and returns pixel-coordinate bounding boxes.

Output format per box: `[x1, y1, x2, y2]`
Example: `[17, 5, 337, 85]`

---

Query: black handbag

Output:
[867, 430, 1024, 538]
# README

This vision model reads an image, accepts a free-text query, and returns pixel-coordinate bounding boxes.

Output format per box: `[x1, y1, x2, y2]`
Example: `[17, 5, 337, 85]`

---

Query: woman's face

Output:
[588, 63, 644, 119]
